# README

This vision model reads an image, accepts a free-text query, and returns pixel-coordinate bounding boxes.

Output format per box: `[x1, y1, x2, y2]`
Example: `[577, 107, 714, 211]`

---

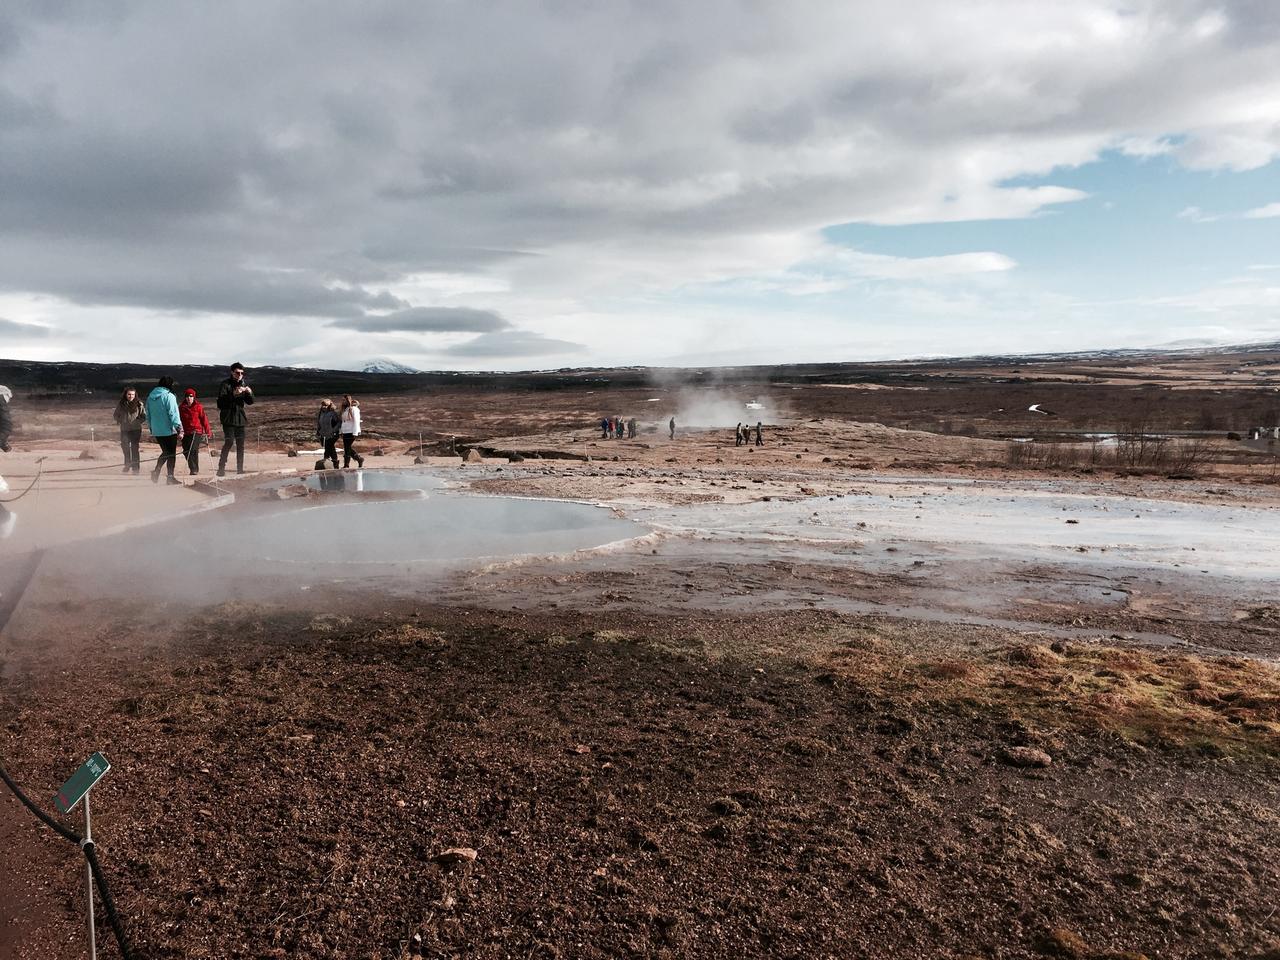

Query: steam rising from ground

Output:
[672, 392, 776, 429]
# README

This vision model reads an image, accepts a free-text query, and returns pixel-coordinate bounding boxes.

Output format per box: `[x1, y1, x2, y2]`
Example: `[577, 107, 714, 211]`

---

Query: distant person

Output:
[179, 388, 213, 475]
[113, 387, 147, 473]
[628, 417, 637, 439]
[615, 415, 624, 439]
[755, 421, 763, 447]
[145, 376, 183, 485]
[316, 399, 341, 470]
[216, 361, 254, 476]
[0, 384, 15, 539]
[340, 394, 365, 468]
[669, 416, 676, 440]
[735, 422, 743, 447]
[600, 417, 609, 439]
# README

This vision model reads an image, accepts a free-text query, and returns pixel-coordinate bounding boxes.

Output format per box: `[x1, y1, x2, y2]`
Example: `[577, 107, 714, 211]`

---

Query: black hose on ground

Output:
[0, 758, 140, 959]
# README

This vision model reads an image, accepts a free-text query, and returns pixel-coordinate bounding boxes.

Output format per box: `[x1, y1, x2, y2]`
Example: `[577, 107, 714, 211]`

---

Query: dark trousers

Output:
[120, 429, 142, 469]
[154, 435, 179, 477]
[342, 434, 363, 468]
[182, 433, 204, 474]
[322, 436, 339, 468]
[219, 425, 246, 473]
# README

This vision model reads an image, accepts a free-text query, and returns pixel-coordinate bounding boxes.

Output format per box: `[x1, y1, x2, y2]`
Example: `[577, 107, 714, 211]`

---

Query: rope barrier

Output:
[0, 758, 140, 959]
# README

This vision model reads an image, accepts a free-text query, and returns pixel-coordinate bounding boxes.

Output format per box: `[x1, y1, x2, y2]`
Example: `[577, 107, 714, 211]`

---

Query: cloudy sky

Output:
[1, 1, 1278, 370]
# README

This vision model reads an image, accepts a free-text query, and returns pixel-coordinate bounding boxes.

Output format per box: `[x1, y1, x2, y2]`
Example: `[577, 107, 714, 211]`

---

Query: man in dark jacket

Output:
[0, 385, 15, 538]
[216, 362, 254, 476]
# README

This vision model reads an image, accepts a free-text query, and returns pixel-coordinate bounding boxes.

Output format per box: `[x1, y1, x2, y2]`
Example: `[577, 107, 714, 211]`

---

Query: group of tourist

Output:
[599, 415, 680, 440]
[600, 415, 638, 439]
[737, 422, 764, 446]
[111, 362, 366, 482]
[113, 362, 256, 483]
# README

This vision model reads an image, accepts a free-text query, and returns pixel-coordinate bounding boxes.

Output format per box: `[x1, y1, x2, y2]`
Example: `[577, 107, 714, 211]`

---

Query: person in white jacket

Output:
[339, 395, 365, 468]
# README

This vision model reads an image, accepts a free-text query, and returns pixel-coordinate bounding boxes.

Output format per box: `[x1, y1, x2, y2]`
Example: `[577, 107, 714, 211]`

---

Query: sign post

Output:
[56, 752, 110, 960]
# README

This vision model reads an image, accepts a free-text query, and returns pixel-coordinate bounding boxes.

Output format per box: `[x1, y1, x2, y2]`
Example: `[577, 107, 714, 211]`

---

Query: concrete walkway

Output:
[0, 445, 479, 555]
[0, 447, 228, 554]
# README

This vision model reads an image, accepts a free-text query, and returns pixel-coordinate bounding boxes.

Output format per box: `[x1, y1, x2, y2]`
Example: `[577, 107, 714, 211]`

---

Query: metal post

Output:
[84, 792, 97, 960]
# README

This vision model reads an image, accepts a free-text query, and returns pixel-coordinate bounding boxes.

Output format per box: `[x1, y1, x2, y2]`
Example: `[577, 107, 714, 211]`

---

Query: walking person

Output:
[669, 416, 676, 440]
[339, 394, 365, 468]
[735, 422, 743, 447]
[216, 361, 254, 477]
[113, 387, 147, 473]
[628, 417, 637, 439]
[145, 377, 183, 485]
[755, 421, 763, 447]
[0, 384, 15, 539]
[316, 399, 341, 470]
[179, 388, 213, 475]
[600, 417, 609, 439]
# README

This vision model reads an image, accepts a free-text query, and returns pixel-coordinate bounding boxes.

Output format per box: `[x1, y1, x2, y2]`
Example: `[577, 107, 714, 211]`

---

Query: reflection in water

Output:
[303, 469, 447, 494]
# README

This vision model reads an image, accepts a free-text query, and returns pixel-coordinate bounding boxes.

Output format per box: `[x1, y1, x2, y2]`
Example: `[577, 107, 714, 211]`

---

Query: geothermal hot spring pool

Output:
[220, 470, 637, 568]
[28, 470, 638, 597]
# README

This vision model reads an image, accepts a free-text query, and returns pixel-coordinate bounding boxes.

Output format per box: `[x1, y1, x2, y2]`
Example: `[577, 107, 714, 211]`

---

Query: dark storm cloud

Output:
[0, 317, 52, 337]
[444, 329, 584, 358]
[332, 307, 510, 333]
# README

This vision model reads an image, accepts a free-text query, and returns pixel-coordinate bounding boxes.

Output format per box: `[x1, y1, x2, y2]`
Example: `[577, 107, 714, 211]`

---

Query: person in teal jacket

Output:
[145, 376, 184, 485]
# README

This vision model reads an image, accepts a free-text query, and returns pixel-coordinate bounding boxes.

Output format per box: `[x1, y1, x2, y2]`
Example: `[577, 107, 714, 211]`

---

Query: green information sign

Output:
[55, 752, 110, 815]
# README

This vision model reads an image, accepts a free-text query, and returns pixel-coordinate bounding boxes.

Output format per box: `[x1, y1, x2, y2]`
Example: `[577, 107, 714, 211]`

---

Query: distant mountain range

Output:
[2, 339, 1277, 398]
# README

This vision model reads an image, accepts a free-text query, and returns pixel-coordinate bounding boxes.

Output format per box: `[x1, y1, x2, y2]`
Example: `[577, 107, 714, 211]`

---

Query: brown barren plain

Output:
[2, 350, 1279, 959]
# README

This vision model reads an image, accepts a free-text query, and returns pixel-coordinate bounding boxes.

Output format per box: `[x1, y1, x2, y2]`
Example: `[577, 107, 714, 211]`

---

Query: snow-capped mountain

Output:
[361, 357, 419, 374]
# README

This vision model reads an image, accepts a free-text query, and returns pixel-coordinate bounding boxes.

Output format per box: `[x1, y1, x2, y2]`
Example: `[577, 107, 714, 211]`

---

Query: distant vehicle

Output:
[745, 400, 763, 410]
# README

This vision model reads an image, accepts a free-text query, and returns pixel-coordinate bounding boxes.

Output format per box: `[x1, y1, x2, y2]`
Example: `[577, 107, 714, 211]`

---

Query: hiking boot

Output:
[166, 476, 182, 485]
[216, 467, 226, 477]
[122, 465, 131, 474]
[151, 468, 161, 484]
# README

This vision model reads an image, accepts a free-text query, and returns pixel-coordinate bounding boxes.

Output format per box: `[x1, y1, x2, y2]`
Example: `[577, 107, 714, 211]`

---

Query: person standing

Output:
[146, 376, 183, 485]
[339, 394, 365, 468]
[0, 385, 15, 539]
[179, 388, 213, 475]
[113, 387, 147, 473]
[216, 361, 254, 477]
[755, 421, 763, 447]
[735, 422, 743, 447]
[628, 417, 637, 439]
[316, 399, 341, 470]
[669, 416, 676, 440]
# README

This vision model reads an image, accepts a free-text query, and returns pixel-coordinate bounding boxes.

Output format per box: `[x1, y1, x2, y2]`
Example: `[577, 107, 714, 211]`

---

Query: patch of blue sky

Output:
[824, 151, 1280, 301]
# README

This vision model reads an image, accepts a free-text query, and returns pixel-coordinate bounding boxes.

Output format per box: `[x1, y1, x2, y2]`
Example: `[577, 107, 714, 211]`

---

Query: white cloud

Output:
[1243, 202, 1280, 219]
[0, 2, 1279, 366]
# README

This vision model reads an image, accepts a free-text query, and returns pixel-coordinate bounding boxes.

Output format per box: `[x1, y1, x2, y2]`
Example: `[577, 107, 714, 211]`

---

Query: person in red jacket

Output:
[179, 388, 213, 475]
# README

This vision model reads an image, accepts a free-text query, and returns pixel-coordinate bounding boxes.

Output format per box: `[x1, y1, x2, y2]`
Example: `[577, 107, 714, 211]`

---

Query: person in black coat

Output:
[0, 385, 15, 539]
[216, 361, 255, 476]
[315, 399, 341, 470]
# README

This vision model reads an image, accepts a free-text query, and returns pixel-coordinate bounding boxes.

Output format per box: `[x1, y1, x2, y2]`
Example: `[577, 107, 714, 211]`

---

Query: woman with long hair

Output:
[316, 398, 341, 470]
[113, 386, 147, 473]
[339, 394, 365, 468]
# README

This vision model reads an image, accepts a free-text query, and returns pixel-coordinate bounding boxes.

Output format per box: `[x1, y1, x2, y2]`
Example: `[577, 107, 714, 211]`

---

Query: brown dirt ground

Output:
[2, 604, 1280, 960]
